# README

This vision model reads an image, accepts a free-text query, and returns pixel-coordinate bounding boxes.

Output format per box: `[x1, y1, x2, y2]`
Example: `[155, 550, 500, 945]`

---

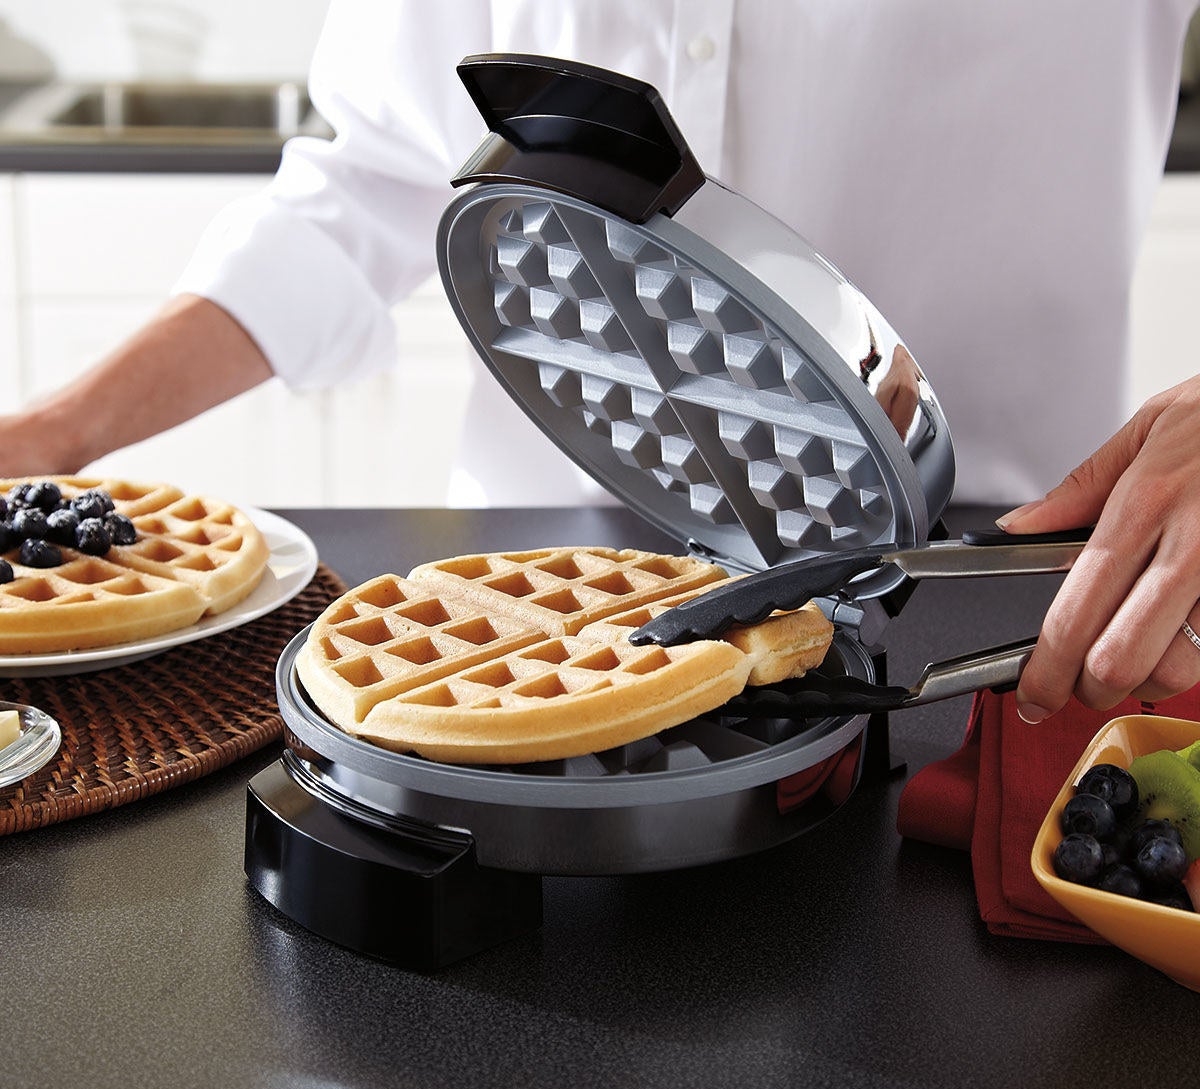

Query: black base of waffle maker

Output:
[244, 756, 547, 969]
[243, 655, 895, 972]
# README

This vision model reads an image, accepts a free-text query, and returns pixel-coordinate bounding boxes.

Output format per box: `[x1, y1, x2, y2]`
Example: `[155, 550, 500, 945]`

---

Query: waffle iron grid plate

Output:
[437, 181, 953, 586]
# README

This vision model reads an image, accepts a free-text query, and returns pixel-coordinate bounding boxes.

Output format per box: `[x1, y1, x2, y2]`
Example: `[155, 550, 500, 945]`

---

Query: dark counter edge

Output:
[0, 141, 284, 174]
[1166, 91, 1200, 171]
[3, 90, 1200, 176]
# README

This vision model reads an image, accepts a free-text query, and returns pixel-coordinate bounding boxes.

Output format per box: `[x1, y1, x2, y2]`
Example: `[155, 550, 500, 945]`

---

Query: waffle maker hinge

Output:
[451, 53, 706, 224]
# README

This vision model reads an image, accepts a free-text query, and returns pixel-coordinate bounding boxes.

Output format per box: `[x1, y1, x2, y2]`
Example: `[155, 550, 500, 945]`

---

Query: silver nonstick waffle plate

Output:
[437, 180, 955, 592]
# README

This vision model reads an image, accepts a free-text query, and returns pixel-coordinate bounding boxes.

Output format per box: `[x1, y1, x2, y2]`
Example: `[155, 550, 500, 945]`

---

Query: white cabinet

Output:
[0, 176, 18, 414]
[1129, 174, 1200, 413]
[20, 174, 261, 296]
[8, 173, 472, 507]
[0, 175, 16, 298]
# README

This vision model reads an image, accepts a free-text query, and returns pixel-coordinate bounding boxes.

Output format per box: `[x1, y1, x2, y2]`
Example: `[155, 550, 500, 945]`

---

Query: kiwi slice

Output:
[1176, 739, 1200, 773]
[1129, 749, 1200, 860]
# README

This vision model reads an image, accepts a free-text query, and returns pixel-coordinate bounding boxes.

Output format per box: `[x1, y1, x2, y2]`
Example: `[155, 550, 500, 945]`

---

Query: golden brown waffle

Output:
[297, 546, 834, 764]
[0, 476, 270, 654]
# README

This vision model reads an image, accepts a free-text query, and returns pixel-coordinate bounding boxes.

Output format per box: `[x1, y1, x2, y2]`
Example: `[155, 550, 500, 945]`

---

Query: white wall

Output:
[0, 0, 329, 81]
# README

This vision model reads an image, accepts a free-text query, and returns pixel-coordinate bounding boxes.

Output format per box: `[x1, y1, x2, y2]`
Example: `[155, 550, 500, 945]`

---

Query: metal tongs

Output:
[627, 527, 1091, 717]
[721, 638, 1036, 718]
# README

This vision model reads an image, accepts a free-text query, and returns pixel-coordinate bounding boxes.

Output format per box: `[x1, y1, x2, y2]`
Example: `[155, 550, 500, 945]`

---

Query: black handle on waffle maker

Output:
[452, 53, 706, 223]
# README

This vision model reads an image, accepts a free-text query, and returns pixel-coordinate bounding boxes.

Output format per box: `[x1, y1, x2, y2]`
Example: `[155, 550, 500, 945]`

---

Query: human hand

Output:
[998, 374, 1200, 723]
[875, 344, 921, 439]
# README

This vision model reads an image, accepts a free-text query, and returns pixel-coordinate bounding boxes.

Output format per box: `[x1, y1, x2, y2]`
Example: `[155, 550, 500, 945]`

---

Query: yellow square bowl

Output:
[1031, 714, 1200, 991]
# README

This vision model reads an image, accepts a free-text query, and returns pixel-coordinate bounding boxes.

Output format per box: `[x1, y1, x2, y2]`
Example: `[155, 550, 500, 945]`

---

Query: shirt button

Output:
[686, 34, 716, 62]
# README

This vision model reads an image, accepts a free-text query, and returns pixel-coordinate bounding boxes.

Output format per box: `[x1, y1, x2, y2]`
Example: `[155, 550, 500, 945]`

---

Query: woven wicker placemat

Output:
[0, 563, 346, 836]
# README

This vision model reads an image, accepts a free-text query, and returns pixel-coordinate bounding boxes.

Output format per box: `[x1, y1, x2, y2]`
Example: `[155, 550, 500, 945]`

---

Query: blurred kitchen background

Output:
[0, 1, 1199, 508]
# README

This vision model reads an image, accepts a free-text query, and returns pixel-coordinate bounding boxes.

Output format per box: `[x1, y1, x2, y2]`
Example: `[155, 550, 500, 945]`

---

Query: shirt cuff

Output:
[171, 193, 400, 391]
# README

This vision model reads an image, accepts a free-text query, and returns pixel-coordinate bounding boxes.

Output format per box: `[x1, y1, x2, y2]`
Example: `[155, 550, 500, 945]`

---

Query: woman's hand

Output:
[999, 374, 1200, 723]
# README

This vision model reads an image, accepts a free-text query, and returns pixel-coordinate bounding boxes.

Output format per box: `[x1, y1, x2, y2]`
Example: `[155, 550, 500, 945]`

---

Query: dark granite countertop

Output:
[0, 503, 1195, 1089]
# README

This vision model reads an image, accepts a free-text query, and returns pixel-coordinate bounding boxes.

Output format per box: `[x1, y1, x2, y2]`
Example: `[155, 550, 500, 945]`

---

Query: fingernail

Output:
[996, 499, 1044, 530]
[1016, 702, 1050, 725]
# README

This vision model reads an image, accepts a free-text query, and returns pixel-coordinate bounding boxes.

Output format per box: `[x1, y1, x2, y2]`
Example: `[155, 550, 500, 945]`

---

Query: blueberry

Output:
[70, 490, 112, 521]
[0, 558, 11, 583]
[0, 522, 13, 551]
[11, 507, 48, 540]
[19, 538, 61, 568]
[25, 481, 62, 512]
[1098, 863, 1144, 898]
[102, 512, 137, 546]
[1147, 884, 1195, 911]
[7, 483, 35, 509]
[45, 508, 80, 546]
[1110, 823, 1134, 861]
[1076, 764, 1140, 820]
[1130, 819, 1184, 857]
[1053, 833, 1105, 885]
[1061, 794, 1118, 841]
[74, 518, 112, 555]
[1134, 835, 1189, 886]
[0, 496, 7, 521]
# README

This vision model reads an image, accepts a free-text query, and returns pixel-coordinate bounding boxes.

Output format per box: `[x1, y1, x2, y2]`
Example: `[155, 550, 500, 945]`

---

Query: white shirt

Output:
[174, 0, 1197, 507]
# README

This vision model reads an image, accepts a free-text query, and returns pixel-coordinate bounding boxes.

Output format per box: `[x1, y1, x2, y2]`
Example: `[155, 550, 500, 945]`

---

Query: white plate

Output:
[0, 701, 61, 787]
[0, 508, 319, 678]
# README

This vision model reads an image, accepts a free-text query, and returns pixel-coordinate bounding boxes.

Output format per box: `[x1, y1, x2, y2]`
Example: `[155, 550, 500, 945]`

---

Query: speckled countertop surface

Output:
[0, 505, 1194, 1089]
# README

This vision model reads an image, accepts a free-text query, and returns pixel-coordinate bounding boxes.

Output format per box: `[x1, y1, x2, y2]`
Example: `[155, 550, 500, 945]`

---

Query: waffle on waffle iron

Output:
[297, 545, 834, 764]
[0, 476, 269, 654]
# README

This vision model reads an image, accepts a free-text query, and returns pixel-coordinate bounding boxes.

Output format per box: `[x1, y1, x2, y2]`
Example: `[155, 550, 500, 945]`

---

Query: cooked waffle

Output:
[297, 546, 833, 764]
[0, 476, 270, 654]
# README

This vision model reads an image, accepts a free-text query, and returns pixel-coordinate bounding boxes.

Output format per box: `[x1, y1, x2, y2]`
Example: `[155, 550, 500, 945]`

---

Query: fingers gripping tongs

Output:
[628, 527, 1091, 716]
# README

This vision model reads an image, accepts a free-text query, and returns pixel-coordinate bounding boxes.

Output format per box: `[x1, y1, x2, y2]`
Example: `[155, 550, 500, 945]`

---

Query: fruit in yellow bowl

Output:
[1031, 715, 1200, 992]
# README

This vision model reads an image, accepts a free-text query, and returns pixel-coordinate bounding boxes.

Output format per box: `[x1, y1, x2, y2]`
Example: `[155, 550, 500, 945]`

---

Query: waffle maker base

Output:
[244, 627, 888, 968]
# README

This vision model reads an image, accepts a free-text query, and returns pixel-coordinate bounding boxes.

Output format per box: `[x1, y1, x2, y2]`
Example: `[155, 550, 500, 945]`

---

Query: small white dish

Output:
[0, 700, 61, 788]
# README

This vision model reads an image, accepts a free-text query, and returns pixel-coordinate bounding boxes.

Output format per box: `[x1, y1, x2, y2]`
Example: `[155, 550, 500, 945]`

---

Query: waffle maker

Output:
[244, 55, 1077, 969]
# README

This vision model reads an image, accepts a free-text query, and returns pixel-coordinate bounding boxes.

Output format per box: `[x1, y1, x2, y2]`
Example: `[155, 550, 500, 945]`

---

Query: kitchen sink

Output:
[0, 80, 332, 144]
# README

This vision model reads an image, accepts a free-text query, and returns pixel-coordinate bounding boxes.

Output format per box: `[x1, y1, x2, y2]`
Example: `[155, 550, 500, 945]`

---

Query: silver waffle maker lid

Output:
[437, 54, 955, 603]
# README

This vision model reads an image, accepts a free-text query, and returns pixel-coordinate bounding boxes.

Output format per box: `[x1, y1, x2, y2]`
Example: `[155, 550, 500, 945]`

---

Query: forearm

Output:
[0, 294, 273, 475]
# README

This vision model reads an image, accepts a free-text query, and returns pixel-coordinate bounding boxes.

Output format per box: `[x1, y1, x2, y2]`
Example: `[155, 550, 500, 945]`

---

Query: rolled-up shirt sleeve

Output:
[172, 0, 492, 390]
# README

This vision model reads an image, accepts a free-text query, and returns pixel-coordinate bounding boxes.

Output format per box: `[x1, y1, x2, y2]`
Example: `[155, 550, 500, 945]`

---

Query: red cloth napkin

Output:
[897, 687, 1200, 943]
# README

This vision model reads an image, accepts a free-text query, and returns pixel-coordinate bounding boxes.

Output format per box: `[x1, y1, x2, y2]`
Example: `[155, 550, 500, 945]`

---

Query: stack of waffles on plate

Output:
[298, 545, 833, 764]
[0, 476, 269, 654]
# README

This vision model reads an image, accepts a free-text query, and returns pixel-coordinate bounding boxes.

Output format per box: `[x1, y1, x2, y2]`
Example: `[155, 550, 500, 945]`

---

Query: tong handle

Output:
[626, 550, 885, 647]
[960, 526, 1094, 547]
[725, 637, 1037, 718]
[905, 637, 1035, 706]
